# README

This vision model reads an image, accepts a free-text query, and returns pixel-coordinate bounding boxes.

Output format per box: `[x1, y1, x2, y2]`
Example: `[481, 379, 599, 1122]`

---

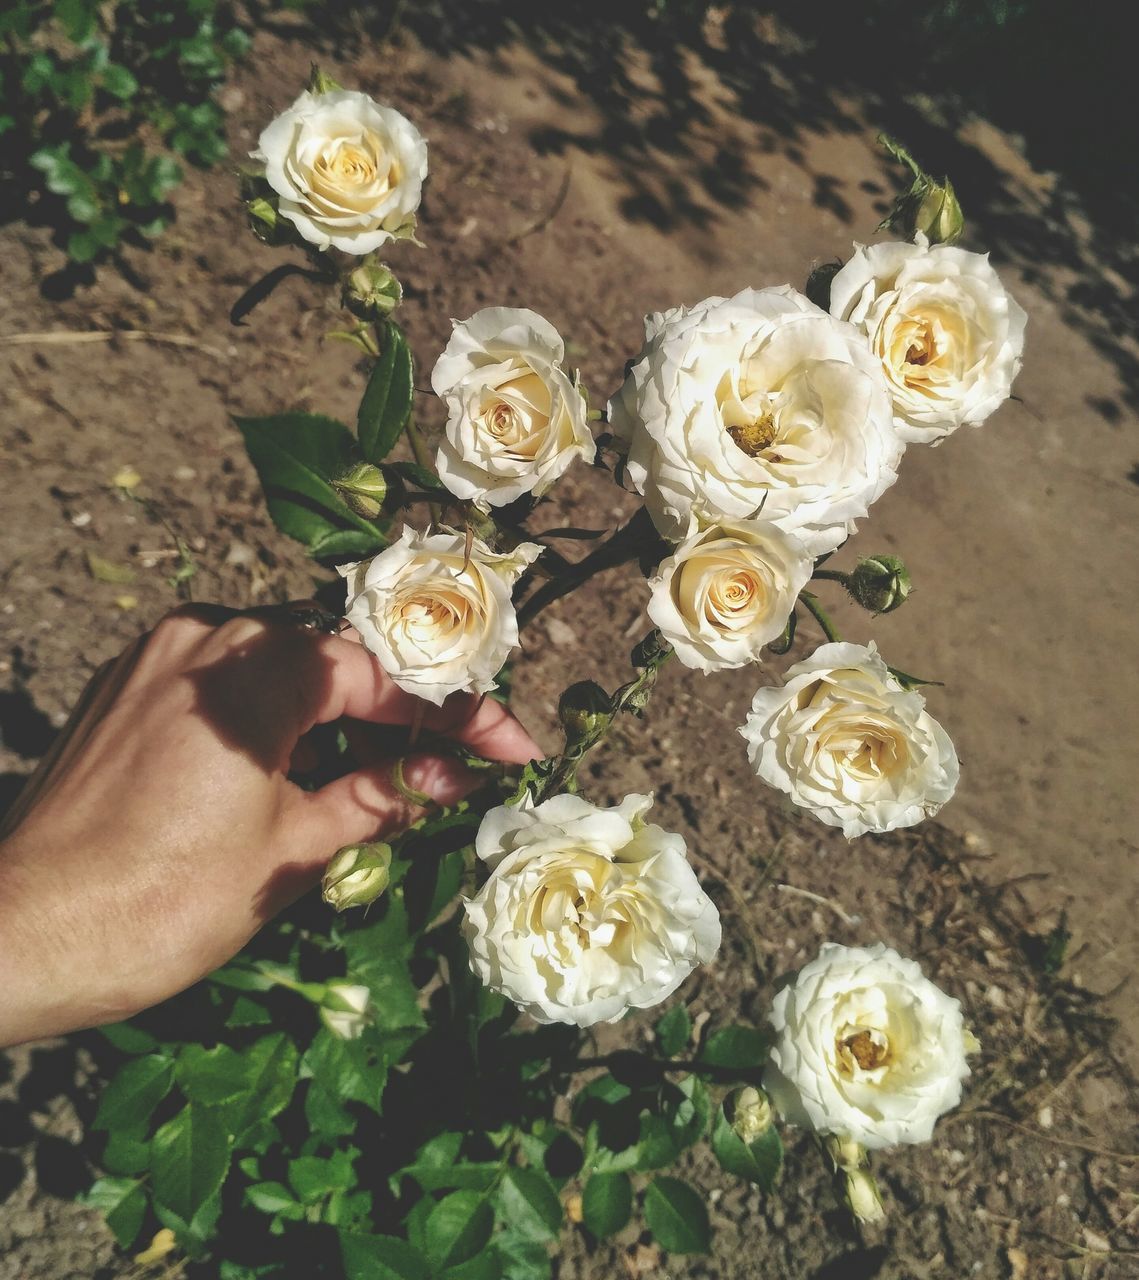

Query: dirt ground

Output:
[1, 13, 1137, 1279]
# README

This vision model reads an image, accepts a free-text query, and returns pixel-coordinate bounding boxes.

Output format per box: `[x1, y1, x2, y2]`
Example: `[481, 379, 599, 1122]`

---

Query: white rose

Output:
[739, 642, 958, 837]
[829, 238, 1027, 444]
[764, 943, 971, 1149]
[462, 793, 721, 1026]
[340, 527, 541, 705]
[646, 522, 813, 673]
[607, 287, 902, 556]
[431, 307, 595, 508]
[254, 88, 427, 254]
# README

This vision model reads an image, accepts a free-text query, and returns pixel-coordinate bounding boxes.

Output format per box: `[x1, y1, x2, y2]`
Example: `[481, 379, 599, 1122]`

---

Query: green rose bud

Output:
[842, 1167, 886, 1225]
[322, 842, 392, 911]
[847, 555, 912, 614]
[913, 177, 964, 245]
[805, 260, 843, 311]
[558, 680, 613, 747]
[319, 982, 371, 1040]
[876, 134, 964, 246]
[342, 260, 403, 321]
[727, 1086, 774, 1143]
[334, 462, 388, 519]
[308, 65, 343, 96]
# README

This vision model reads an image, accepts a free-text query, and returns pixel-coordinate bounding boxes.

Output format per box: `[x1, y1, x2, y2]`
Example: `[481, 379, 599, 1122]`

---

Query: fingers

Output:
[266, 629, 541, 763]
[292, 752, 481, 862]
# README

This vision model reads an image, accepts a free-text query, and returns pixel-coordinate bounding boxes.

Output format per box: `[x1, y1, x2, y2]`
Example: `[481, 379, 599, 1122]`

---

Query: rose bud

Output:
[558, 680, 613, 747]
[728, 1086, 774, 1143]
[842, 1167, 886, 1225]
[913, 177, 964, 245]
[847, 554, 912, 614]
[343, 260, 403, 321]
[322, 842, 392, 911]
[334, 462, 388, 519]
[319, 982, 372, 1040]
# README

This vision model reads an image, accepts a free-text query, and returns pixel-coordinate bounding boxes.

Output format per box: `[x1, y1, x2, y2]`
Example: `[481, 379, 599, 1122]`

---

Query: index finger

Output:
[295, 631, 541, 763]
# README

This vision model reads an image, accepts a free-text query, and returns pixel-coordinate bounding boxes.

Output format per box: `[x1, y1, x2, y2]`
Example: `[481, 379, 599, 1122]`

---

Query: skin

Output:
[0, 605, 540, 1047]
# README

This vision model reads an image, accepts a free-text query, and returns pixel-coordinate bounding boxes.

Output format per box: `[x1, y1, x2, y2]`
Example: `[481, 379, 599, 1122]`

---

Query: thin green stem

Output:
[799, 590, 843, 644]
[403, 419, 441, 525]
[811, 568, 850, 585]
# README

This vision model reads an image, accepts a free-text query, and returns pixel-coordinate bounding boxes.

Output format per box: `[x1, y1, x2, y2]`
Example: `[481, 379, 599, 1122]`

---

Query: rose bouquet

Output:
[84, 74, 1024, 1274]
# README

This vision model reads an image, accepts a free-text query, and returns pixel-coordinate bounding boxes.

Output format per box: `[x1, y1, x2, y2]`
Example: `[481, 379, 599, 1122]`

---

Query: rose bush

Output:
[607, 286, 903, 555]
[80, 101, 1016, 1268]
[829, 238, 1027, 444]
[432, 307, 595, 508]
[463, 793, 721, 1026]
[254, 88, 428, 253]
[340, 527, 541, 704]
[740, 642, 959, 837]
[647, 521, 813, 672]
[764, 943, 972, 1149]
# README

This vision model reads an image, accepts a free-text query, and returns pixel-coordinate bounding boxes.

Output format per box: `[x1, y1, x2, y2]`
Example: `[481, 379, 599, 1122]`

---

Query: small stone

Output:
[173, 466, 197, 482]
[71, 511, 92, 528]
[1037, 1105, 1053, 1129]
[545, 618, 577, 647]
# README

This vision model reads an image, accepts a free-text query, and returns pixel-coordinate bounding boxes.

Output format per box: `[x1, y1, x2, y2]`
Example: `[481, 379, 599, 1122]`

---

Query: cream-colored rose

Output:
[764, 943, 971, 1149]
[340, 527, 541, 705]
[463, 793, 721, 1026]
[608, 287, 902, 556]
[829, 238, 1026, 444]
[646, 522, 812, 673]
[431, 307, 594, 508]
[739, 642, 958, 837]
[254, 88, 427, 254]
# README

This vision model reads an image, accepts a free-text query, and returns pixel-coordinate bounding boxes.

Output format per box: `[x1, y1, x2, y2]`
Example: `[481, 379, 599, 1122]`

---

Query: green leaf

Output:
[81, 1176, 146, 1248]
[288, 1150, 357, 1203]
[226, 995, 272, 1028]
[357, 324, 413, 463]
[150, 1104, 230, 1233]
[654, 1006, 691, 1057]
[581, 1171, 632, 1239]
[229, 1034, 298, 1136]
[100, 62, 138, 100]
[440, 1253, 504, 1280]
[233, 413, 384, 555]
[400, 1162, 501, 1194]
[102, 1127, 151, 1176]
[176, 1043, 253, 1106]
[636, 1076, 710, 1170]
[498, 1167, 561, 1242]
[97, 1022, 158, 1054]
[494, 1233, 550, 1280]
[245, 1181, 304, 1219]
[710, 1106, 782, 1193]
[94, 1056, 173, 1131]
[643, 1177, 710, 1255]
[340, 1232, 430, 1280]
[425, 1191, 495, 1270]
[699, 1024, 769, 1071]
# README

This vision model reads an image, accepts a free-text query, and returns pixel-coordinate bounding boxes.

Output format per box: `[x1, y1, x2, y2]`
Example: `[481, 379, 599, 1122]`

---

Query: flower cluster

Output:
[231, 86, 1013, 1247]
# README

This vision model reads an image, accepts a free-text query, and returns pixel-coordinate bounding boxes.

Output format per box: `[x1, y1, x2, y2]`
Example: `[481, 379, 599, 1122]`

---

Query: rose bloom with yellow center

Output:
[339, 527, 541, 706]
[829, 237, 1026, 444]
[463, 793, 721, 1026]
[607, 285, 903, 556]
[646, 521, 813, 672]
[432, 307, 595, 509]
[739, 641, 958, 837]
[254, 88, 428, 254]
[764, 943, 972, 1150]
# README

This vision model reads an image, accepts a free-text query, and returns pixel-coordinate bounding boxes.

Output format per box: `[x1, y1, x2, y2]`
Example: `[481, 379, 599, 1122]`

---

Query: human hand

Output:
[0, 605, 540, 1047]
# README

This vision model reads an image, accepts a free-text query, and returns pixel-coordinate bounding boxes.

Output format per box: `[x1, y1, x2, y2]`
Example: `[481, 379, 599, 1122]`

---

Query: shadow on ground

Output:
[287, 0, 1137, 422]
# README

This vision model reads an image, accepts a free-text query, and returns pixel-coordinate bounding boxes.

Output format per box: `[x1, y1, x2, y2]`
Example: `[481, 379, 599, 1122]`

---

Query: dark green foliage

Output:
[1, 0, 247, 262]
